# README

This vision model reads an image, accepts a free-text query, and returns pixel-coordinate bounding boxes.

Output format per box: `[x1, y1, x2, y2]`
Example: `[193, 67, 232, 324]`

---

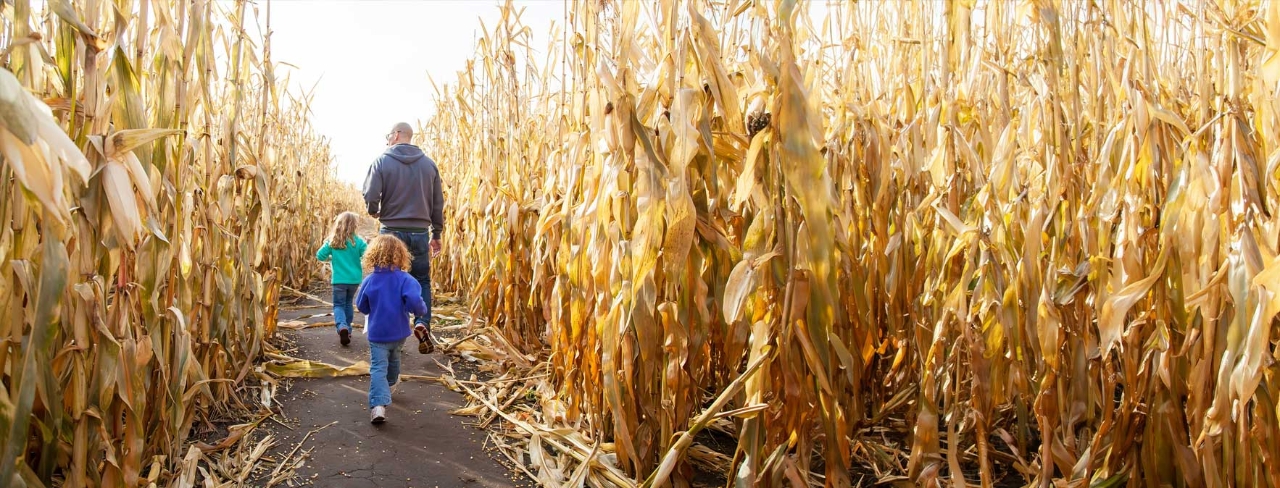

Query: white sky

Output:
[262, 0, 567, 184]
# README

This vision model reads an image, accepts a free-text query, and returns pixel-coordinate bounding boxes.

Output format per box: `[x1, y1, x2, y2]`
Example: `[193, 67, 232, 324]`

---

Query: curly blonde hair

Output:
[363, 235, 412, 271]
[326, 212, 360, 250]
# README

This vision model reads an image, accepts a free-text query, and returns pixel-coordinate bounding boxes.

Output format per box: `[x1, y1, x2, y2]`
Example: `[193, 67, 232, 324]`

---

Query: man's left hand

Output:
[430, 239, 442, 257]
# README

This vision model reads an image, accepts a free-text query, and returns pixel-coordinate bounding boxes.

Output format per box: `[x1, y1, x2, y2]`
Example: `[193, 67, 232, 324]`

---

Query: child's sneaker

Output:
[339, 328, 350, 346]
[370, 406, 386, 423]
[414, 325, 434, 354]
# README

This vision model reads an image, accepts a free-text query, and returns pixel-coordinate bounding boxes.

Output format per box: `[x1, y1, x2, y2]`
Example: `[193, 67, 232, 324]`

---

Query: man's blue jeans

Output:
[368, 338, 406, 408]
[380, 228, 433, 330]
[332, 284, 358, 332]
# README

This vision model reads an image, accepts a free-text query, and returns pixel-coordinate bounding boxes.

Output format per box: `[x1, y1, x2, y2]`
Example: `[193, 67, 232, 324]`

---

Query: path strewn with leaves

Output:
[258, 293, 526, 488]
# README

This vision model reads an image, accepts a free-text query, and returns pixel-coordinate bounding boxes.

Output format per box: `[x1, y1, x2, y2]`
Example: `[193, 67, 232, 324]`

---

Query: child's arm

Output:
[316, 241, 332, 262]
[356, 282, 372, 315]
[402, 276, 428, 316]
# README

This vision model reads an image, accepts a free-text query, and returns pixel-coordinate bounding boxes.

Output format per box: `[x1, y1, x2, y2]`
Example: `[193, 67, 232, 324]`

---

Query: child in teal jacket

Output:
[316, 212, 367, 346]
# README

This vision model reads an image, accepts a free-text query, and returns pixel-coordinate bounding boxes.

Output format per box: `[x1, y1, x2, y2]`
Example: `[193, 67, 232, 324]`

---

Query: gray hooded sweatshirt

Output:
[363, 144, 445, 239]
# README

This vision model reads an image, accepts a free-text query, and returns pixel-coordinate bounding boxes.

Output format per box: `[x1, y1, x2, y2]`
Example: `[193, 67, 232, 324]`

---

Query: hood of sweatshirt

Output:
[385, 144, 427, 164]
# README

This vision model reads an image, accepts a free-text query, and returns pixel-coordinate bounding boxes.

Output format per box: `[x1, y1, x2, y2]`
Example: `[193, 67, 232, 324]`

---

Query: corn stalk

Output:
[431, 0, 1280, 486]
[0, 0, 356, 486]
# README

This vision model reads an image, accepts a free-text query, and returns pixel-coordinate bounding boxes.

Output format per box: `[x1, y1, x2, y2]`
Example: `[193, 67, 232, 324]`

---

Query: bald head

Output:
[386, 122, 414, 146]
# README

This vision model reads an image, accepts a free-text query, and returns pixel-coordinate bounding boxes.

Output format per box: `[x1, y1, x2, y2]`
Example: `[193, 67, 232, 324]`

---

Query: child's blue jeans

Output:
[368, 338, 406, 408]
[332, 284, 358, 332]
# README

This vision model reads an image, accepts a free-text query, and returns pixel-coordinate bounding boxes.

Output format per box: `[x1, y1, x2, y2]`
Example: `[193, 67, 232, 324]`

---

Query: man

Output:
[363, 122, 444, 353]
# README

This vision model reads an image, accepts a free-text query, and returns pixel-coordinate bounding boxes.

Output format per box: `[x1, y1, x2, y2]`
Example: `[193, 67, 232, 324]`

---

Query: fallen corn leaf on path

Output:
[260, 291, 526, 488]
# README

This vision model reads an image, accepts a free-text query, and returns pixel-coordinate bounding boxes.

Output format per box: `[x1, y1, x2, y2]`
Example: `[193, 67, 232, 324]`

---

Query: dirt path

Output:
[262, 292, 524, 488]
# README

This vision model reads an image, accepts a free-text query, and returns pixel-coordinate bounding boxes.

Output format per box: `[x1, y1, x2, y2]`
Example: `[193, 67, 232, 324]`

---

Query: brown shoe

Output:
[339, 328, 350, 346]
[415, 325, 434, 354]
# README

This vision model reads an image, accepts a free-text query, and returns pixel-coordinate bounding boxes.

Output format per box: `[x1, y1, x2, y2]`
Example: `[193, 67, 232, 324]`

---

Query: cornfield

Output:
[0, 0, 354, 486]
[426, 0, 1280, 486]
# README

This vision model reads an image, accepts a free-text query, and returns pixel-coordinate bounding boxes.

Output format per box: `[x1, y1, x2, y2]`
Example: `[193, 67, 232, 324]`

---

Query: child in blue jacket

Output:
[356, 235, 428, 424]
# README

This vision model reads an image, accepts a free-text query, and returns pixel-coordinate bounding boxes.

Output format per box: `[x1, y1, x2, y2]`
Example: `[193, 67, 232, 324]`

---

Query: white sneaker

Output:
[370, 406, 386, 424]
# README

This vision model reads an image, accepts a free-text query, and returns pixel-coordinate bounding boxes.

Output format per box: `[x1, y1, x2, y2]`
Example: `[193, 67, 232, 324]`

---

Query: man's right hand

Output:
[430, 239, 442, 257]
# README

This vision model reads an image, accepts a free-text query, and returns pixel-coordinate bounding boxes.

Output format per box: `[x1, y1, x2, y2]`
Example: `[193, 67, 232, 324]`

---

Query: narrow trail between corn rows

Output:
[262, 292, 524, 488]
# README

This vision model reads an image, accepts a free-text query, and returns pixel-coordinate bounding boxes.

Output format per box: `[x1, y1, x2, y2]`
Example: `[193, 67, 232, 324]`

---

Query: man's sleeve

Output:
[431, 169, 445, 240]
[363, 160, 382, 216]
